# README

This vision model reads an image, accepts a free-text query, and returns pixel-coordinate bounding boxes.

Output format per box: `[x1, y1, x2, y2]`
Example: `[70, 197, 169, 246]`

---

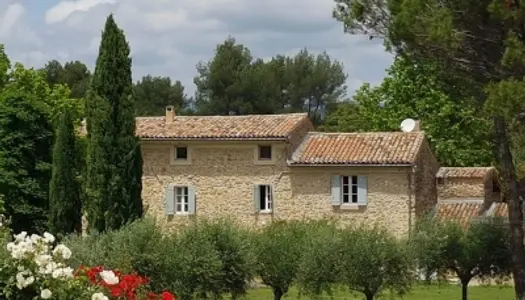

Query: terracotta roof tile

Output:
[436, 167, 494, 179]
[436, 201, 485, 228]
[492, 202, 508, 218]
[80, 113, 310, 140]
[289, 132, 425, 165]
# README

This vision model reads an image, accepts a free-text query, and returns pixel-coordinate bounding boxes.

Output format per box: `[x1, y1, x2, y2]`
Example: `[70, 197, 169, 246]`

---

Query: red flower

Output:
[161, 291, 176, 300]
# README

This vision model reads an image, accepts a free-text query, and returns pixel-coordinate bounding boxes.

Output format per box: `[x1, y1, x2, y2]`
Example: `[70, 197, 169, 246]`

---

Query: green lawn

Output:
[246, 285, 514, 300]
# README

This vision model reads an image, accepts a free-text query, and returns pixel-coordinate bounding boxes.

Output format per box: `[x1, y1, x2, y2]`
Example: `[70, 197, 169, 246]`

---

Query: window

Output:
[256, 185, 273, 211]
[437, 178, 444, 185]
[342, 176, 358, 203]
[258, 145, 272, 160]
[175, 147, 188, 160]
[175, 186, 189, 213]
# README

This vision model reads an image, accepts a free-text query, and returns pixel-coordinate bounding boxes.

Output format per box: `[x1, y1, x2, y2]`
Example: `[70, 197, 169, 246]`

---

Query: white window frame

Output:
[341, 175, 359, 204]
[171, 145, 191, 165]
[174, 186, 189, 214]
[259, 184, 273, 212]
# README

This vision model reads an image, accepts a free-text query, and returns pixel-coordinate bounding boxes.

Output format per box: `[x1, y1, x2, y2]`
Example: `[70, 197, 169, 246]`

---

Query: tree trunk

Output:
[461, 283, 468, 300]
[272, 288, 283, 300]
[494, 116, 525, 300]
[364, 292, 374, 300]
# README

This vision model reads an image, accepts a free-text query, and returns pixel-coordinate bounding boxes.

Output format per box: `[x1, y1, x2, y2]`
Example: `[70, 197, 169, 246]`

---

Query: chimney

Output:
[413, 120, 421, 131]
[165, 106, 175, 123]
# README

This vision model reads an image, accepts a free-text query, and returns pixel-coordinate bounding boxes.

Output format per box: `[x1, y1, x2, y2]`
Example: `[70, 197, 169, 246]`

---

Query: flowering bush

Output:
[0, 230, 176, 300]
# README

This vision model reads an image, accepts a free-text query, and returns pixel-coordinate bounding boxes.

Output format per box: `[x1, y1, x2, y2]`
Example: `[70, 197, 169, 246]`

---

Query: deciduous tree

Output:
[0, 63, 56, 234]
[354, 57, 491, 167]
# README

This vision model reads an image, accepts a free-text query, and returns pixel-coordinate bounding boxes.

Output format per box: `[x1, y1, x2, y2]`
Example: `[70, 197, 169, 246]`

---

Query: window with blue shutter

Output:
[331, 175, 342, 206]
[357, 176, 368, 205]
[188, 186, 196, 214]
[253, 185, 261, 212]
[164, 184, 175, 215]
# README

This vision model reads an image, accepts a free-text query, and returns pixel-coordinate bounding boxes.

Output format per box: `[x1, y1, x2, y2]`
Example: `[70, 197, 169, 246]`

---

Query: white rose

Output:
[41, 289, 52, 299]
[43, 232, 55, 244]
[52, 244, 72, 260]
[99, 270, 119, 285]
[92, 292, 109, 300]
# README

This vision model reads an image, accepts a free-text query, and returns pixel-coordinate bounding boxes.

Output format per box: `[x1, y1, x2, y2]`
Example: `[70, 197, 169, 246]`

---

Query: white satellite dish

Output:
[400, 118, 417, 132]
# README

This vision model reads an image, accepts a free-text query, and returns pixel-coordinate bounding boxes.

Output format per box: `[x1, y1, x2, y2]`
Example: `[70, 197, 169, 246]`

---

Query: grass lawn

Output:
[246, 284, 514, 299]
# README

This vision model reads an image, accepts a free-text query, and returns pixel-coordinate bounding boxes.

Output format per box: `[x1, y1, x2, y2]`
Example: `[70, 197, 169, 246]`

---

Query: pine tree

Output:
[49, 109, 82, 236]
[85, 14, 143, 232]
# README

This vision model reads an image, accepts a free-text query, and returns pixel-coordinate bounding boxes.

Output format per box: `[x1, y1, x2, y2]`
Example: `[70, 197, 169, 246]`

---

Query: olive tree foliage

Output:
[251, 220, 313, 300]
[411, 217, 511, 300]
[190, 218, 254, 300]
[298, 226, 413, 300]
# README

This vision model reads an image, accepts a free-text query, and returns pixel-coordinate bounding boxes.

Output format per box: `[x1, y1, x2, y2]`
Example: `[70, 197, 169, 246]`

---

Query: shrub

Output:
[65, 218, 172, 288]
[0, 230, 176, 299]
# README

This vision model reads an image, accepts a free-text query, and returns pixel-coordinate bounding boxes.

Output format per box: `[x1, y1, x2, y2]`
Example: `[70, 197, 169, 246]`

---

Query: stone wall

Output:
[141, 141, 289, 231]
[141, 141, 415, 237]
[286, 167, 412, 237]
[413, 139, 440, 217]
[437, 177, 486, 199]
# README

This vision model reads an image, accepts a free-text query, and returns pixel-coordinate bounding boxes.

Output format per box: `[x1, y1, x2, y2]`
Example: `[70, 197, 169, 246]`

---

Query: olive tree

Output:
[251, 220, 312, 300]
[298, 226, 413, 300]
[439, 218, 511, 300]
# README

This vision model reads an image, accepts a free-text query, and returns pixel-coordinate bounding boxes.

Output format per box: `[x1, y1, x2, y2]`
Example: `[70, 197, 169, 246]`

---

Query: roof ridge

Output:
[137, 112, 308, 119]
[307, 131, 424, 136]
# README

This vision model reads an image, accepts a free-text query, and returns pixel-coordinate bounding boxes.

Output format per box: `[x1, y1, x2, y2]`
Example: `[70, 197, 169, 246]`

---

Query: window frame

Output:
[255, 184, 273, 213]
[258, 145, 272, 160]
[171, 145, 191, 165]
[254, 145, 277, 165]
[174, 186, 190, 215]
[341, 175, 359, 204]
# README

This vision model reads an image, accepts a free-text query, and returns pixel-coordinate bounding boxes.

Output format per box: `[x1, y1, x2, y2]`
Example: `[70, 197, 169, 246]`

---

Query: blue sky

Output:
[0, 0, 394, 97]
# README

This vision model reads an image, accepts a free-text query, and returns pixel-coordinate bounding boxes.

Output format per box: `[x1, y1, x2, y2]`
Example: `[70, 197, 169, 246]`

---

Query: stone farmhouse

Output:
[81, 106, 508, 236]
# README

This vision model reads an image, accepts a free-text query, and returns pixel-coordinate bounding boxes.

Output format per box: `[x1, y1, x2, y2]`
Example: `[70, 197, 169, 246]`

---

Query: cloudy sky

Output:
[0, 0, 393, 96]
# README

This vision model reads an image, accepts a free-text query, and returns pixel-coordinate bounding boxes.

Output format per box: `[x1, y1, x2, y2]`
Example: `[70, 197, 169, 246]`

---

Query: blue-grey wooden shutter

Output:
[358, 176, 368, 205]
[253, 185, 261, 212]
[188, 186, 196, 215]
[165, 184, 175, 215]
[331, 175, 342, 206]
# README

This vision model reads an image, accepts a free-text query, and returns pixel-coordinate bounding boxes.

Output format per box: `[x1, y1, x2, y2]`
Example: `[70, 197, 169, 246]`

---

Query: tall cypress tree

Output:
[86, 14, 143, 232]
[49, 109, 82, 235]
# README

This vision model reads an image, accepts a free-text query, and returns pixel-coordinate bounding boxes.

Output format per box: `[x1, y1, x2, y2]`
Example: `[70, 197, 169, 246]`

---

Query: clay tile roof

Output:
[436, 201, 485, 228]
[80, 113, 310, 140]
[436, 167, 494, 179]
[492, 202, 508, 218]
[289, 132, 425, 165]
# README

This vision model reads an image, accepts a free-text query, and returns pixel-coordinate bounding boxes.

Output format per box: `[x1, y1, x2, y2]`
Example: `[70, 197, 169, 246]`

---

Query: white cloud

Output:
[1, 0, 393, 96]
[0, 3, 25, 39]
[45, 0, 117, 24]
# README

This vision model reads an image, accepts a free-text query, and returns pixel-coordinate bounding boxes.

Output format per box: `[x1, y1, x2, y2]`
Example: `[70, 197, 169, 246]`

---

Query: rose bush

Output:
[0, 229, 176, 300]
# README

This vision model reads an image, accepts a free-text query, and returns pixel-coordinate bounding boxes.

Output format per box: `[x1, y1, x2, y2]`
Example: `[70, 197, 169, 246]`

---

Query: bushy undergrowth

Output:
[56, 216, 510, 300]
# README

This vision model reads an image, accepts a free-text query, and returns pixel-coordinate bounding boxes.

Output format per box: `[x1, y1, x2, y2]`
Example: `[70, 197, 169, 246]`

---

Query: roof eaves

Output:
[139, 136, 289, 141]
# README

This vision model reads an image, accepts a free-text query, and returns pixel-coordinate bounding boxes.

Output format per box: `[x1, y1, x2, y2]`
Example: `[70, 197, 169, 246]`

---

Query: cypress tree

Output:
[49, 109, 82, 236]
[85, 14, 143, 232]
